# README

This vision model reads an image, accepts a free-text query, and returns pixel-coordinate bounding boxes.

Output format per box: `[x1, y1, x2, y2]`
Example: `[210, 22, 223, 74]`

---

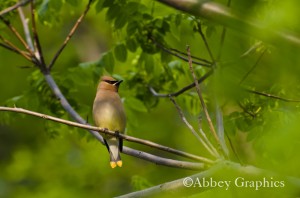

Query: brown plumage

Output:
[93, 76, 126, 168]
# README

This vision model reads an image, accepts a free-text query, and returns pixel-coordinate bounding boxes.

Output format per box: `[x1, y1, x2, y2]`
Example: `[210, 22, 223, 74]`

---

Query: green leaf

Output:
[37, 0, 50, 21]
[102, 0, 114, 8]
[65, 0, 79, 7]
[114, 43, 127, 62]
[126, 38, 138, 52]
[106, 3, 120, 22]
[154, 18, 163, 28]
[175, 14, 182, 26]
[126, 2, 141, 13]
[114, 13, 127, 29]
[95, 0, 104, 12]
[144, 54, 154, 74]
[127, 21, 139, 35]
[125, 97, 148, 112]
[98, 51, 115, 74]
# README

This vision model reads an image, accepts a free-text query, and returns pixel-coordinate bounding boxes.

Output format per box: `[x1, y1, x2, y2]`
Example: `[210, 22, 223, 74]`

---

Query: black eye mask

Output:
[103, 80, 118, 84]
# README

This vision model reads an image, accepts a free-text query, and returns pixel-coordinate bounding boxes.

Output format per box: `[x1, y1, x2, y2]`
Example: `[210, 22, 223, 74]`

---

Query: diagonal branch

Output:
[116, 160, 300, 197]
[116, 162, 224, 198]
[0, 35, 32, 61]
[150, 69, 214, 98]
[196, 22, 215, 64]
[195, 24, 229, 156]
[169, 97, 219, 158]
[30, 0, 46, 68]
[155, 0, 300, 47]
[247, 89, 300, 103]
[18, 7, 34, 51]
[169, 47, 212, 64]
[149, 36, 212, 67]
[0, 15, 36, 63]
[0, 0, 31, 16]
[239, 48, 267, 85]
[186, 46, 224, 155]
[0, 16, 29, 50]
[216, 0, 231, 61]
[0, 106, 210, 169]
[48, 0, 93, 70]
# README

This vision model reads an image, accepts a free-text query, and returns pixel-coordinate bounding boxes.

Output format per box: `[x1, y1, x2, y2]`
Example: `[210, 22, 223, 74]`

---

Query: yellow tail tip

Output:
[117, 160, 123, 167]
[110, 162, 117, 169]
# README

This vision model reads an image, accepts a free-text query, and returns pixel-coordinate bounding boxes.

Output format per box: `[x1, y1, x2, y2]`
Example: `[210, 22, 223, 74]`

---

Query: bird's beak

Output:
[114, 80, 123, 86]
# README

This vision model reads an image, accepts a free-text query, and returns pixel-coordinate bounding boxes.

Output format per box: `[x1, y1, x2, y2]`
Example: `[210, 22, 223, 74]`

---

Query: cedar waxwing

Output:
[93, 76, 126, 168]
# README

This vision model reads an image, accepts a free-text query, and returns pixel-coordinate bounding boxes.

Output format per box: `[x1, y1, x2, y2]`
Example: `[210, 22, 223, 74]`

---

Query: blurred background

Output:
[1, 0, 300, 197]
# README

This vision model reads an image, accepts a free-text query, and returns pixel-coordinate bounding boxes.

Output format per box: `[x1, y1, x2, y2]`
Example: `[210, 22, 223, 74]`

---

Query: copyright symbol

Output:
[183, 177, 193, 187]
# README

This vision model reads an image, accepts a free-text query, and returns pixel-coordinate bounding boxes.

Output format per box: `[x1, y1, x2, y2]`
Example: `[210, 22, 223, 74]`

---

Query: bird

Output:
[93, 76, 126, 168]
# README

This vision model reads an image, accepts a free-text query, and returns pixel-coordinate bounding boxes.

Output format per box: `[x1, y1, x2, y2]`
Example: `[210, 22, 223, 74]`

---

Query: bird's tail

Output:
[104, 138, 122, 168]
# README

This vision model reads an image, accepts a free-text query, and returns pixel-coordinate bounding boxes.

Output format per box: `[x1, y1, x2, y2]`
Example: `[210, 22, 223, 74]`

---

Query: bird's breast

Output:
[93, 98, 126, 133]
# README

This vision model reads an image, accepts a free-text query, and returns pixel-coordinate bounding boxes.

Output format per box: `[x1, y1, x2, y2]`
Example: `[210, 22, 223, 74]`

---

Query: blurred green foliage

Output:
[1, 0, 300, 197]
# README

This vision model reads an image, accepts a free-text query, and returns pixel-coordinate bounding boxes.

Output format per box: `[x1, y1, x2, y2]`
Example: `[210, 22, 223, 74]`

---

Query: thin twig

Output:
[0, 35, 32, 61]
[239, 48, 267, 85]
[169, 97, 219, 158]
[149, 36, 212, 67]
[18, 7, 34, 51]
[0, 16, 29, 49]
[48, 0, 93, 70]
[240, 41, 263, 58]
[0, 106, 211, 166]
[186, 46, 223, 155]
[169, 47, 212, 64]
[247, 89, 300, 102]
[0, 15, 36, 62]
[197, 20, 229, 156]
[149, 69, 213, 98]
[30, 1, 46, 68]
[216, 0, 231, 61]
[196, 22, 215, 64]
[197, 117, 219, 157]
[0, 0, 31, 16]
[0, 42, 23, 55]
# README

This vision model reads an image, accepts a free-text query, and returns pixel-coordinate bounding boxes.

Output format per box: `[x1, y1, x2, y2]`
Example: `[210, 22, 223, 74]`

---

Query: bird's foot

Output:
[103, 128, 109, 134]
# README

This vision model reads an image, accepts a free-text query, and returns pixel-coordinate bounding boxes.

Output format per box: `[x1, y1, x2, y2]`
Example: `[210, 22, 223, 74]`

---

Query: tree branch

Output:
[0, 35, 32, 61]
[116, 160, 300, 197]
[149, 36, 212, 67]
[196, 20, 229, 156]
[196, 22, 215, 64]
[186, 46, 224, 155]
[239, 48, 267, 85]
[0, 0, 31, 16]
[18, 7, 34, 51]
[0, 16, 31, 52]
[169, 97, 219, 158]
[247, 89, 300, 103]
[48, 0, 93, 70]
[0, 106, 212, 167]
[149, 69, 214, 98]
[216, 0, 231, 61]
[122, 147, 206, 170]
[155, 0, 300, 47]
[30, 0, 46, 68]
